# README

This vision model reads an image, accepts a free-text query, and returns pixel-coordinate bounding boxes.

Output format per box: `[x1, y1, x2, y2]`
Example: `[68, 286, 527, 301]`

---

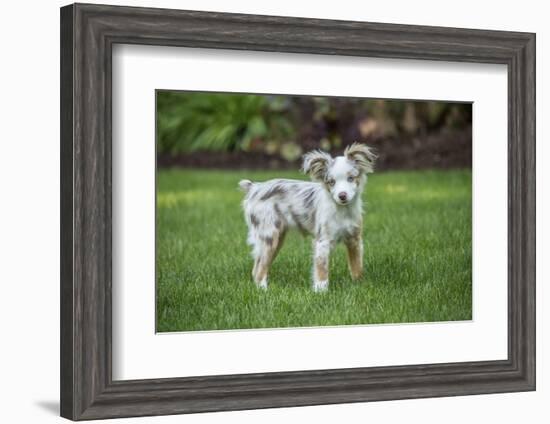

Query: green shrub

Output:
[157, 91, 294, 154]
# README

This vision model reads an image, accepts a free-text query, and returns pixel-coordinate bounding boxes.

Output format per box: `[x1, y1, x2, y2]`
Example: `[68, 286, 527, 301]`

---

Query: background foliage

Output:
[157, 91, 472, 168]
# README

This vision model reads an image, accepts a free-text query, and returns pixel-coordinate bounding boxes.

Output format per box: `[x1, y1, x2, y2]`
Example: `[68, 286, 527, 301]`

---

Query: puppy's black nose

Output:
[338, 192, 347, 201]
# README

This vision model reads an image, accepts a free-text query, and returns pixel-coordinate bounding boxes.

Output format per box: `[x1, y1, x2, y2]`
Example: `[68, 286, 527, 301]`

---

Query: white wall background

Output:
[0, 0, 546, 422]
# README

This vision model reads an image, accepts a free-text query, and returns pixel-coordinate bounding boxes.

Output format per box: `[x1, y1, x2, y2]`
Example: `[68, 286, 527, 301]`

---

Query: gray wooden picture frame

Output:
[60, 3, 536, 421]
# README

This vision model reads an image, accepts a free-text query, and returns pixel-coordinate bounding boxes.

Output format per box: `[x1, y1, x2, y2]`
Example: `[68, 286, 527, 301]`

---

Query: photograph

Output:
[155, 90, 473, 333]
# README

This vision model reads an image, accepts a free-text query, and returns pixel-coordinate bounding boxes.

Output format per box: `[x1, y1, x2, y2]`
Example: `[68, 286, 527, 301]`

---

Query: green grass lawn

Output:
[156, 168, 472, 332]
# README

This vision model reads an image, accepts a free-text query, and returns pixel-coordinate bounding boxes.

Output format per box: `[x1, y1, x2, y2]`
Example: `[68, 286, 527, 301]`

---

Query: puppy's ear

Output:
[302, 150, 332, 181]
[344, 143, 377, 174]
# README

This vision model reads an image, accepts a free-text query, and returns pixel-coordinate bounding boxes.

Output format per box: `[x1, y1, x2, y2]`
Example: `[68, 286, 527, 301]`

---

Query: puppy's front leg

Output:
[313, 238, 332, 292]
[345, 232, 363, 281]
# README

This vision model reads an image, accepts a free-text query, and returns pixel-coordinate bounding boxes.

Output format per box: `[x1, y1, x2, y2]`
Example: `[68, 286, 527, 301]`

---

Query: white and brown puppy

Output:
[239, 143, 376, 292]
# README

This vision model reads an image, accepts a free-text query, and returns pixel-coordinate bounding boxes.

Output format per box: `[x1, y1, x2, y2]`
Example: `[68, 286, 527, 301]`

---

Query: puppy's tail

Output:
[238, 179, 253, 193]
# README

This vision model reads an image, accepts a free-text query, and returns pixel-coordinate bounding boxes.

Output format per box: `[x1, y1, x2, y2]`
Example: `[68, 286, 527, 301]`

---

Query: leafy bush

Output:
[157, 91, 295, 154]
[156, 91, 472, 158]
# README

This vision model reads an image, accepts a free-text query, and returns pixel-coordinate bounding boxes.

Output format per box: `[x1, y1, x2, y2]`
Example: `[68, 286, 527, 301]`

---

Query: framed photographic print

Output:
[60, 3, 535, 420]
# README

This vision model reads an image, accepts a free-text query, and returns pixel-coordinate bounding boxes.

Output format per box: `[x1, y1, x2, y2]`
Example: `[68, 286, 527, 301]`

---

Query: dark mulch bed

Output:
[157, 127, 471, 172]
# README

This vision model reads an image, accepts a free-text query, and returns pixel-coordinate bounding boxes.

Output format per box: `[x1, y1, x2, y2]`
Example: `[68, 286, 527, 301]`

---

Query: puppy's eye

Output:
[347, 176, 354, 183]
[328, 179, 335, 187]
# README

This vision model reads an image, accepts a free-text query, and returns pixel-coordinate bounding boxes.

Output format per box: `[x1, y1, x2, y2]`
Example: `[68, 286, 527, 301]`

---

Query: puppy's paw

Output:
[350, 271, 363, 281]
[256, 277, 268, 290]
[312, 280, 329, 293]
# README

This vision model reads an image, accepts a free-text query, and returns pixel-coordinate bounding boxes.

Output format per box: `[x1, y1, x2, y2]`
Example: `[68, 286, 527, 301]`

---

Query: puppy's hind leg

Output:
[247, 226, 263, 284]
[253, 231, 283, 289]
[252, 256, 260, 280]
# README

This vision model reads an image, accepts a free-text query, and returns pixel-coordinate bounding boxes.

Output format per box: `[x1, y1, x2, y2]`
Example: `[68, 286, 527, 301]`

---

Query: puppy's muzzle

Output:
[338, 192, 348, 202]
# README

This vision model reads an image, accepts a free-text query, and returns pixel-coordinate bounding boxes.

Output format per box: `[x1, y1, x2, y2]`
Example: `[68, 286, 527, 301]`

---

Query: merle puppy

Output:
[239, 143, 376, 292]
